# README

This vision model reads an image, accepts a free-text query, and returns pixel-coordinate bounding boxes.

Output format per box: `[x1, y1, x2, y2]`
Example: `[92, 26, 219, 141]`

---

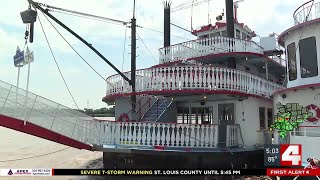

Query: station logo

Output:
[280, 144, 302, 166]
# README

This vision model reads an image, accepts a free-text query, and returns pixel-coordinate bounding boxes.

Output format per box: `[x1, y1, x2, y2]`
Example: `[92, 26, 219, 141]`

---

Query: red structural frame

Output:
[272, 83, 320, 96]
[103, 89, 272, 103]
[0, 115, 92, 150]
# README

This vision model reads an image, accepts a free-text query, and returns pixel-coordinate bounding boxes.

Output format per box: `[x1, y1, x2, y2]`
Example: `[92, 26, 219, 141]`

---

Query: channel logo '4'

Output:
[280, 144, 302, 166]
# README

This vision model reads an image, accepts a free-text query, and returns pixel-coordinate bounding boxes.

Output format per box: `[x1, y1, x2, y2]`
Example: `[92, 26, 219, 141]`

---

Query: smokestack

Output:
[164, 1, 171, 47]
[226, 0, 235, 38]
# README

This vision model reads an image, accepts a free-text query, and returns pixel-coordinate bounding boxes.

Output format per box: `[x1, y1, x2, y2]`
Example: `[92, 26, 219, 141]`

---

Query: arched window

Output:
[287, 42, 297, 81]
[299, 36, 318, 78]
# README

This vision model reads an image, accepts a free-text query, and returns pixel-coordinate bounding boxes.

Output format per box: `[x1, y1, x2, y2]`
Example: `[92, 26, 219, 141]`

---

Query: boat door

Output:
[218, 103, 235, 147]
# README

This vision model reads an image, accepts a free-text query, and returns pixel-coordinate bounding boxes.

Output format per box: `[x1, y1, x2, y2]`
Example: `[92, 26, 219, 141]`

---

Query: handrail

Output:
[137, 96, 152, 119]
[126, 97, 145, 116]
[105, 65, 284, 98]
[141, 97, 159, 120]
[158, 35, 264, 64]
[293, 0, 319, 25]
[155, 100, 173, 123]
[145, 99, 166, 121]
[293, 0, 314, 22]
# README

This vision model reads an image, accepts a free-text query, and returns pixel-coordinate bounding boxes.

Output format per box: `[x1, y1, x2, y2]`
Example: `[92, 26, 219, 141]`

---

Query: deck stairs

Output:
[141, 98, 172, 122]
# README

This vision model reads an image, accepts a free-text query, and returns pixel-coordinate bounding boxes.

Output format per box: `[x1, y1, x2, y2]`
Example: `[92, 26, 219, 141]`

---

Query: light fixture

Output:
[245, 57, 248, 61]
[171, 97, 174, 101]
[204, 96, 207, 99]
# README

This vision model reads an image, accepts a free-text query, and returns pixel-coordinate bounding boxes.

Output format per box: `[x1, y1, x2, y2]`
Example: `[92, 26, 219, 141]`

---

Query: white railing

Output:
[159, 36, 263, 64]
[294, 0, 320, 25]
[227, 125, 240, 147]
[86, 120, 222, 148]
[0, 80, 93, 145]
[291, 126, 320, 137]
[106, 66, 283, 98]
[270, 56, 286, 67]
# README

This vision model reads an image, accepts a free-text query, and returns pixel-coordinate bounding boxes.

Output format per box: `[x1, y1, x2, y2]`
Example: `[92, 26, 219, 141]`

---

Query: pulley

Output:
[20, 7, 37, 24]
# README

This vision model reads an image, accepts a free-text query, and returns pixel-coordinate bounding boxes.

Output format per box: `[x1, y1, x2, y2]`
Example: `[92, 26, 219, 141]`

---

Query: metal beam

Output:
[28, 0, 131, 84]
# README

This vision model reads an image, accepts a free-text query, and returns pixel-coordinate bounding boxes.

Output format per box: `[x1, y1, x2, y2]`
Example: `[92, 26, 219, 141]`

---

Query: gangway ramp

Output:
[0, 80, 93, 150]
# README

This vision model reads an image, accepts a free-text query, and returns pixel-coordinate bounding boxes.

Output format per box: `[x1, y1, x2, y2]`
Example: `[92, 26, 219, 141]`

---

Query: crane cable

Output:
[40, 11, 115, 89]
[136, 32, 158, 63]
[38, 15, 80, 110]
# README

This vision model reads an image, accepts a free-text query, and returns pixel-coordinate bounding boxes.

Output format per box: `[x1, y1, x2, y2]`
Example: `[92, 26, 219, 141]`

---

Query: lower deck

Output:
[102, 148, 265, 169]
[108, 95, 275, 151]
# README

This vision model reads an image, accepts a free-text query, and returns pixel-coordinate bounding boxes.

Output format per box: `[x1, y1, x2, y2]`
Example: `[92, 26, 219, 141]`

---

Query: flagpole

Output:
[24, 62, 31, 125]
[16, 66, 20, 117]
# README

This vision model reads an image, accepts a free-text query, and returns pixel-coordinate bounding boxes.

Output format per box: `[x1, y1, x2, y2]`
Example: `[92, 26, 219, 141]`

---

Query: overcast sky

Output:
[0, 0, 306, 109]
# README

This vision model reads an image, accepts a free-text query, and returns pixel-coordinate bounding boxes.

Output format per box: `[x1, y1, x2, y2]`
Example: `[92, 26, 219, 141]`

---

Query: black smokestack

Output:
[164, 1, 171, 47]
[225, 0, 236, 69]
[225, 0, 235, 38]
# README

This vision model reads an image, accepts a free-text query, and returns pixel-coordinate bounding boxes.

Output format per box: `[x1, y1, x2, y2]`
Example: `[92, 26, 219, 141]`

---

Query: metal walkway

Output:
[0, 79, 93, 150]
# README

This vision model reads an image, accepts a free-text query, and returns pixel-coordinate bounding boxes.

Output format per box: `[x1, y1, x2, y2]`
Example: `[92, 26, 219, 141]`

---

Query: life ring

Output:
[306, 104, 320, 122]
[117, 113, 129, 122]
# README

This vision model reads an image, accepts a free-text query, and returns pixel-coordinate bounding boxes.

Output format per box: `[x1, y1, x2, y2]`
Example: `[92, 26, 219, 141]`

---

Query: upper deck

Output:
[294, 0, 320, 25]
[159, 36, 264, 64]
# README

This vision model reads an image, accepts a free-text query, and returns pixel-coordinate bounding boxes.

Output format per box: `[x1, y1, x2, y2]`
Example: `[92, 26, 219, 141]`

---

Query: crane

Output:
[170, 0, 213, 13]
[24, 0, 138, 112]
[234, 0, 244, 22]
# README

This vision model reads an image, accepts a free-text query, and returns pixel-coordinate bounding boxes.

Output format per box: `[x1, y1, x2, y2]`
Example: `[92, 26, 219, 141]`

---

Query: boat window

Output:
[299, 36, 318, 78]
[259, 107, 266, 129]
[242, 32, 246, 40]
[287, 42, 297, 81]
[267, 109, 273, 128]
[221, 30, 227, 36]
[210, 32, 220, 37]
[236, 29, 241, 39]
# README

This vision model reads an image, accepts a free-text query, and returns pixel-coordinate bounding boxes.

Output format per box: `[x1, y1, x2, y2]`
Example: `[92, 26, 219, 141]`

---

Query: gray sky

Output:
[0, 0, 306, 109]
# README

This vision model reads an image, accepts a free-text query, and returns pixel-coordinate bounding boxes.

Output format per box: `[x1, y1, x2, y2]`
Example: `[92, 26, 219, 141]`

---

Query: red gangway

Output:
[0, 79, 94, 150]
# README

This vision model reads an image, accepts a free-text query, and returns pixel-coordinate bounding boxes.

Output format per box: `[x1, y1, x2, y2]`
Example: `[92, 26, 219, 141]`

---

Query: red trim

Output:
[300, 126, 320, 127]
[272, 83, 320, 96]
[278, 18, 320, 46]
[153, 145, 166, 151]
[153, 51, 285, 68]
[191, 21, 256, 37]
[0, 115, 92, 150]
[103, 89, 272, 103]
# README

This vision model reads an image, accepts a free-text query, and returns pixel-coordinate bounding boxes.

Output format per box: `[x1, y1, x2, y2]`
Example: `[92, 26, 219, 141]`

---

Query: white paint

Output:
[159, 36, 263, 64]
[106, 66, 283, 98]
[282, 22, 320, 88]
[273, 88, 320, 161]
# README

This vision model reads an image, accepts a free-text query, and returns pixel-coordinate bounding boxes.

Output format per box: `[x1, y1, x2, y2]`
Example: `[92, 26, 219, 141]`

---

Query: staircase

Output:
[141, 98, 169, 122]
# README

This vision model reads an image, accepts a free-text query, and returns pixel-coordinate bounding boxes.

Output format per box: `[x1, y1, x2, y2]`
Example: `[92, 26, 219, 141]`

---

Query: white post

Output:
[24, 63, 31, 125]
[16, 67, 21, 117]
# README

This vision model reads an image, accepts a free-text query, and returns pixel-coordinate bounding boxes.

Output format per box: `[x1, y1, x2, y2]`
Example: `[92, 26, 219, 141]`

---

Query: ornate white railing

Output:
[106, 66, 283, 98]
[86, 120, 222, 148]
[0, 80, 93, 145]
[294, 0, 320, 25]
[159, 36, 263, 64]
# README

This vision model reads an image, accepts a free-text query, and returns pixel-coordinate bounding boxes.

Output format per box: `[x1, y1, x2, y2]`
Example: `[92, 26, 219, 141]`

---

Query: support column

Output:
[265, 60, 269, 80]
[189, 99, 192, 124]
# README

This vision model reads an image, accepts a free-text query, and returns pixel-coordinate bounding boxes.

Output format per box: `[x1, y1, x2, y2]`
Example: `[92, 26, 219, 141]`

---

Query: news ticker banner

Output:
[1, 169, 320, 176]
[264, 144, 302, 167]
